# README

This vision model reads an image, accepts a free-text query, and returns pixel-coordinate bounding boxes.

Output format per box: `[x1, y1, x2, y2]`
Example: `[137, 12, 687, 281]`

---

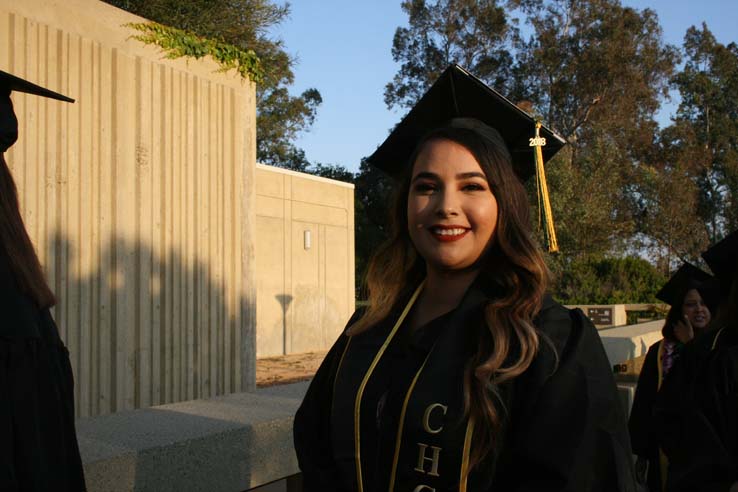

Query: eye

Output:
[461, 182, 487, 192]
[412, 182, 437, 193]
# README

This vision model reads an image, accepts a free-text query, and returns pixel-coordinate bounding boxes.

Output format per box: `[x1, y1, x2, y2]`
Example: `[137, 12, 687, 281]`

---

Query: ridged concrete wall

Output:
[0, 0, 257, 417]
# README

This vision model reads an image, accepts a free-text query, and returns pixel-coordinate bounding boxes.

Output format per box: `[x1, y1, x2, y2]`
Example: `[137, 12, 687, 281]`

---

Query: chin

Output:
[428, 259, 478, 273]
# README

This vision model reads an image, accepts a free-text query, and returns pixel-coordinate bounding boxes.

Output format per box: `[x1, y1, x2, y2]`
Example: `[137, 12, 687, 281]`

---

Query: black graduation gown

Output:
[0, 254, 86, 491]
[294, 281, 638, 492]
[655, 327, 737, 492]
[629, 340, 665, 492]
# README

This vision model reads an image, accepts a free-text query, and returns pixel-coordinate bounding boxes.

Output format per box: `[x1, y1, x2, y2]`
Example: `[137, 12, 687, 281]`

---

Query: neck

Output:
[422, 267, 480, 311]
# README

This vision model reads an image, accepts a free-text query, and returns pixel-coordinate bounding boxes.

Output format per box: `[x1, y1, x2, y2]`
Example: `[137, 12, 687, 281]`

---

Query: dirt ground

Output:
[256, 349, 645, 388]
[256, 351, 328, 387]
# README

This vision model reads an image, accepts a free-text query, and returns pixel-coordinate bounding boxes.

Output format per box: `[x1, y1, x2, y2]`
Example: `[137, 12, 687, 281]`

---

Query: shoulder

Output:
[528, 295, 617, 388]
[647, 339, 663, 356]
[534, 295, 595, 358]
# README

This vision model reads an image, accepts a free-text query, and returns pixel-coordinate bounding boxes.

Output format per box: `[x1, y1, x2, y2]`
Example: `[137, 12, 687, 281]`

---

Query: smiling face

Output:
[407, 138, 499, 274]
[682, 288, 711, 331]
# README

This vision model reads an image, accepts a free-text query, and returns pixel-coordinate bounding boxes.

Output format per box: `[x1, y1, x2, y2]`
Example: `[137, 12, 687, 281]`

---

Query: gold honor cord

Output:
[531, 121, 559, 253]
[712, 326, 725, 350]
[332, 337, 352, 405]
[354, 282, 425, 492]
[459, 416, 475, 492]
[656, 339, 664, 391]
[387, 352, 432, 491]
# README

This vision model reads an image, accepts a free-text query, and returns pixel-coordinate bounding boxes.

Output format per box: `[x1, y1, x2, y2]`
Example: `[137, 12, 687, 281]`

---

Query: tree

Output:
[105, 0, 322, 170]
[512, 0, 679, 259]
[554, 255, 666, 304]
[667, 24, 738, 239]
[352, 159, 396, 293]
[385, 0, 517, 110]
[628, 158, 709, 272]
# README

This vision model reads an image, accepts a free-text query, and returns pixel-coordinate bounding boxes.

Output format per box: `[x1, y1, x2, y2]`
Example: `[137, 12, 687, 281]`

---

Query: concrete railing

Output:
[598, 319, 663, 366]
[77, 383, 309, 492]
[598, 319, 664, 416]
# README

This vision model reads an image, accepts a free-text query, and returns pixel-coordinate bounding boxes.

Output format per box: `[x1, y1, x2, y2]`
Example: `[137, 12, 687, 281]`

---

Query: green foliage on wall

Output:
[126, 22, 264, 83]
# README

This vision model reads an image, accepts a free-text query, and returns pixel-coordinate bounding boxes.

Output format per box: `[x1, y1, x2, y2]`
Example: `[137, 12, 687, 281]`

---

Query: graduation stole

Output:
[332, 283, 493, 492]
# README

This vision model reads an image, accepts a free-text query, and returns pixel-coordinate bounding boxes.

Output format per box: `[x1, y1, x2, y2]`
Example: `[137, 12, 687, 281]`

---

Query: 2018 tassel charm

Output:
[530, 121, 559, 253]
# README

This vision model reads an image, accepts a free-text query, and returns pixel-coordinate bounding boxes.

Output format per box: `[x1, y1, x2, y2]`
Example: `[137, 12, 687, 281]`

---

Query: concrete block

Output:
[598, 320, 663, 365]
[77, 384, 310, 492]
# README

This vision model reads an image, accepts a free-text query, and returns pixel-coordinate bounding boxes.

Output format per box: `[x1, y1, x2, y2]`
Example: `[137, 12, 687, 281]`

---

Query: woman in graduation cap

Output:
[628, 263, 718, 492]
[0, 71, 86, 491]
[294, 65, 637, 492]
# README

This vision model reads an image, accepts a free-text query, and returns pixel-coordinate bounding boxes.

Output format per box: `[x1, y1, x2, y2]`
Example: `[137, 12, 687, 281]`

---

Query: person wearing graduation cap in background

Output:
[0, 70, 86, 491]
[293, 65, 638, 492]
[629, 262, 718, 492]
[654, 230, 738, 492]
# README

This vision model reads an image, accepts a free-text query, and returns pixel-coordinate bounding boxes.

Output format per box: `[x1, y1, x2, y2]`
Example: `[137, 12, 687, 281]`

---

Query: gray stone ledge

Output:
[598, 319, 663, 365]
[77, 383, 310, 492]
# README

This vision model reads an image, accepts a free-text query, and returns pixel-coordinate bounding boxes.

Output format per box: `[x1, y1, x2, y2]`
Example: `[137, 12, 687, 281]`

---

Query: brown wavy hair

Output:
[0, 152, 56, 308]
[349, 120, 550, 470]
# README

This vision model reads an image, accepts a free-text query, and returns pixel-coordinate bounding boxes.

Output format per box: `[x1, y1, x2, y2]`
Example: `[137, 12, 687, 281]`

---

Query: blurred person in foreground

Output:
[0, 70, 86, 491]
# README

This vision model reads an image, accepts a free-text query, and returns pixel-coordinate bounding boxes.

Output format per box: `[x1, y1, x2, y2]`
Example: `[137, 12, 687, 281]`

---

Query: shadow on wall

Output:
[46, 230, 255, 418]
[275, 294, 293, 356]
[600, 337, 638, 366]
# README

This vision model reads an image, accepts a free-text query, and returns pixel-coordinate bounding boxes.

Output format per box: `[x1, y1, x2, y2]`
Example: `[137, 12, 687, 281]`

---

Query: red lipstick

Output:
[429, 225, 469, 242]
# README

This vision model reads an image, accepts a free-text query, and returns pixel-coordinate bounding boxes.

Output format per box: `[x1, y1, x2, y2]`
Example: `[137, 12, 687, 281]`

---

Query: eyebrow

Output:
[411, 171, 487, 182]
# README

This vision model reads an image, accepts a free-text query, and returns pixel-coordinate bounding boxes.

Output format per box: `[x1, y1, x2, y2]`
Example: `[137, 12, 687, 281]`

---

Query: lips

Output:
[429, 225, 469, 242]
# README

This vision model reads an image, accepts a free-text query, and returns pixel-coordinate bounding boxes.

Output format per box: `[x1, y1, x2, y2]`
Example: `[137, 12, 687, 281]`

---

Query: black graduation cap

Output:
[656, 262, 716, 307]
[702, 229, 738, 288]
[0, 70, 75, 153]
[366, 64, 567, 181]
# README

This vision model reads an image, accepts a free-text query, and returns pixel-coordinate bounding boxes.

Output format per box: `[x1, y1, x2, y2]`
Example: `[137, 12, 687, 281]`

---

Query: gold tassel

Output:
[531, 121, 559, 253]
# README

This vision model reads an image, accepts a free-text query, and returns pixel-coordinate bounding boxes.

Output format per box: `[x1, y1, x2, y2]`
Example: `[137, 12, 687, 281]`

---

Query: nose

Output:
[435, 189, 459, 217]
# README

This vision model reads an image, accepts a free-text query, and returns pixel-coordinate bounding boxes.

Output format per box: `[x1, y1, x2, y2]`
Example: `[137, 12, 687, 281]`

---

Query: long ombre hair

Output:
[350, 122, 550, 470]
[0, 152, 56, 308]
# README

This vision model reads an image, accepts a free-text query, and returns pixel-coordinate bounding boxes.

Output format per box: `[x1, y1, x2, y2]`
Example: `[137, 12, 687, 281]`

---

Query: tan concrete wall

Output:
[255, 164, 355, 357]
[0, 0, 257, 416]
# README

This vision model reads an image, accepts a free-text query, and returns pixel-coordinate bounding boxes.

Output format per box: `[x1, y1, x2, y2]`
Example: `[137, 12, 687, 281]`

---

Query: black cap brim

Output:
[656, 262, 715, 307]
[0, 70, 74, 102]
[1, 70, 74, 152]
[367, 64, 566, 181]
[702, 230, 738, 287]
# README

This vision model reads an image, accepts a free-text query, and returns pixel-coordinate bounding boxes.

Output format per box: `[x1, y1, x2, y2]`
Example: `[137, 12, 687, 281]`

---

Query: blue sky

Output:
[272, 1, 738, 173]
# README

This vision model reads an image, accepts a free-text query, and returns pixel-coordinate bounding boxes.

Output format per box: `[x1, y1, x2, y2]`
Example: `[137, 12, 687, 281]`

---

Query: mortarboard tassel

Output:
[531, 121, 559, 253]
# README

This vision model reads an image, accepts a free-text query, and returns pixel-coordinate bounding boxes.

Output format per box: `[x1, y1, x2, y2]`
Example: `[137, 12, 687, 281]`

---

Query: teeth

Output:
[433, 228, 466, 236]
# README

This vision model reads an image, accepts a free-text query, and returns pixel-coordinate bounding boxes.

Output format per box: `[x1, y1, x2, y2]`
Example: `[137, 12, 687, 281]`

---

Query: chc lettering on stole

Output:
[412, 403, 448, 492]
